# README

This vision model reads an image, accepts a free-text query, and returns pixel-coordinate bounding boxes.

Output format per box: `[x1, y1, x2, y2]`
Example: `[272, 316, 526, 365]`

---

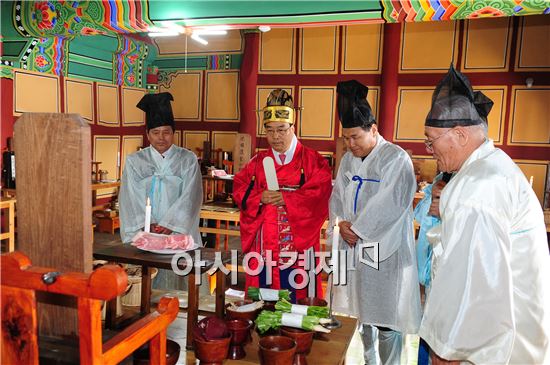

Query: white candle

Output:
[332, 218, 340, 282]
[144, 197, 151, 233]
[529, 176, 534, 187]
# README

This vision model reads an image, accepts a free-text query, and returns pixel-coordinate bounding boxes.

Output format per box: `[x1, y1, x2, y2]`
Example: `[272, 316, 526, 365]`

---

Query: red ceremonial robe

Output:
[233, 142, 332, 301]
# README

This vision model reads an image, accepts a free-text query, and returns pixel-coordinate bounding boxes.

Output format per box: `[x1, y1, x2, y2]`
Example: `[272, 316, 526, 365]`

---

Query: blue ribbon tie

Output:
[352, 175, 380, 214]
[148, 174, 163, 220]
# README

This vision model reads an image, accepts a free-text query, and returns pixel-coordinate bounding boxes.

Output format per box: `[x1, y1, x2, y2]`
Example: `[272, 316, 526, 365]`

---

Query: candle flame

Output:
[335, 217, 339, 226]
[146, 197, 151, 206]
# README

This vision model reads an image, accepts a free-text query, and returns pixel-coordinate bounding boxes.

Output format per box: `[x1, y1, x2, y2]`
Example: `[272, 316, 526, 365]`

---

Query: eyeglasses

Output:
[424, 128, 454, 150]
[265, 126, 292, 136]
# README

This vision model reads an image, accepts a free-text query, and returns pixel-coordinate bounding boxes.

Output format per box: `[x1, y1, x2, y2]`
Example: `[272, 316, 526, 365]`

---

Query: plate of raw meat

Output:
[131, 231, 197, 254]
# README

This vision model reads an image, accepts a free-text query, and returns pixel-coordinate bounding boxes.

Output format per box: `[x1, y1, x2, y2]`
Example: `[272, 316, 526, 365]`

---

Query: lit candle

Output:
[144, 197, 151, 233]
[529, 176, 534, 187]
[332, 217, 340, 282]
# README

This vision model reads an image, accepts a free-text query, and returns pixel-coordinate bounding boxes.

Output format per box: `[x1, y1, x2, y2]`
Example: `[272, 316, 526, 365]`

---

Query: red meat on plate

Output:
[131, 231, 195, 250]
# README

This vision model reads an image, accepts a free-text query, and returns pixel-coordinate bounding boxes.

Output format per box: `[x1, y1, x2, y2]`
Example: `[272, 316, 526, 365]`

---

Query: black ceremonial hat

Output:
[137, 92, 175, 130]
[425, 65, 492, 128]
[336, 80, 376, 128]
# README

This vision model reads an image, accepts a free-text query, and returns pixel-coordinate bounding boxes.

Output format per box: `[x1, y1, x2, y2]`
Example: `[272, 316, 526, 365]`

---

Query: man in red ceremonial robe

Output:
[233, 89, 332, 302]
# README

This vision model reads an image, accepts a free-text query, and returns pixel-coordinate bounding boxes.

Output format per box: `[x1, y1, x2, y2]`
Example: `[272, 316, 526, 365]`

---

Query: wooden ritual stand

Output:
[14, 113, 93, 336]
[233, 133, 251, 174]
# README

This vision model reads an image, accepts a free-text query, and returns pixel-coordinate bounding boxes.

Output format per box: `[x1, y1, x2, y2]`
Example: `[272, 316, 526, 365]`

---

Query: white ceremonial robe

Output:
[119, 145, 203, 245]
[419, 140, 550, 364]
[329, 135, 421, 334]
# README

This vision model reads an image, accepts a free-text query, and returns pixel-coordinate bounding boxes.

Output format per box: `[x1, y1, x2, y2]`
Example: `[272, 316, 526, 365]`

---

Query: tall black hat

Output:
[473, 90, 493, 124]
[425, 65, 493, 128]
[336, 80, 376, 128]
[137, 92, 175, 130]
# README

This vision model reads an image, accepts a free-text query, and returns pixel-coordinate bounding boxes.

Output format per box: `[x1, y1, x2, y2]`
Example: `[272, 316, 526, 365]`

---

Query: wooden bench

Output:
[1, 251, 179, 365]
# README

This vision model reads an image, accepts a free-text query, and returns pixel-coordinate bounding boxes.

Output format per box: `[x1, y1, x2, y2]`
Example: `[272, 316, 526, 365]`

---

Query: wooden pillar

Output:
[0, 78, 15, 152]
[14, 113, 92, 336]
[378, 23, 402, 141]
[239, 32, 260, 154]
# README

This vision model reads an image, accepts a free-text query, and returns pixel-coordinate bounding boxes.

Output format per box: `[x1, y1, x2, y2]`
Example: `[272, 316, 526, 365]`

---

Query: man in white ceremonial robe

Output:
[330, 80, 421, 364]
[119, 92, 202, 288]
[419, 65, 549, 365]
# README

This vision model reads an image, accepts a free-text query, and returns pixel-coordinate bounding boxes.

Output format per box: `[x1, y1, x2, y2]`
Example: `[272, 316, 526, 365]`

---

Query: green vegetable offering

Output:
[275, 298, 329, 318]
[255, 310, 331, 333]
[247, 286, 291, 301]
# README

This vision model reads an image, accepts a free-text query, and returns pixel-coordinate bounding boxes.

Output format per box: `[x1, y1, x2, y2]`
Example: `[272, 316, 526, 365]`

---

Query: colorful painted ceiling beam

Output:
[147, 0, 383, 27]
[6, 0, 549, 40]
[160, 0, 549, 27]
[12, 0, 153, 38]
[381, 0, 550, 23]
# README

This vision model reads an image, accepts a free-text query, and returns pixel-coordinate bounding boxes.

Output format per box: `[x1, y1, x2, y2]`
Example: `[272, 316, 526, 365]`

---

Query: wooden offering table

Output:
[93, 244, 232, 350]
[186, 315, 357, 365]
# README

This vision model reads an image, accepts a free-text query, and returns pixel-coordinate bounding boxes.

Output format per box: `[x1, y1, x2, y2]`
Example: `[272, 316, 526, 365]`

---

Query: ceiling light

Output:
[202, 25, 230, 31]
[164, 24, 186, 33]
[148, 22, 186, 37]
[191, 33, 208, 45]
[194, 30, 227, 36]
[148, 26, 162, 32]
[148, 31, 180, 37]
[258, 26, 271, 32]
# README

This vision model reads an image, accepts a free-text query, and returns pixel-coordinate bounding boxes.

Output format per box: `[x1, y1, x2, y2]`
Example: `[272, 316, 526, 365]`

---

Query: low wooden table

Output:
[200, 203, 241, 250]
[186, 315, 357, 365]
[199, 203, 330, 250]
[93, 244, 232, 350]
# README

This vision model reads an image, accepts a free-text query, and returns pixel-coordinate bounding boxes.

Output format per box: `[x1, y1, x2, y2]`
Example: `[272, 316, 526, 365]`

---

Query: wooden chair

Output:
[211, 148, 223, 168]
[1, 251, 179, 365]
[196, 147, 223, 166]
[214, 159, 235, 246]
[222, 160, 234, 174]
[0, 198, 16, 252]
[195, 147, 204, 160]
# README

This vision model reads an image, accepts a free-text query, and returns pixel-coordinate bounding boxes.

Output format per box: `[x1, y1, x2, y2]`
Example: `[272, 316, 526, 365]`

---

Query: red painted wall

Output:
[0, 74, 146, 205]
[3, 21, 549, 175]
[1, 78, 14, 153]
[238, 21, 550, 164]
